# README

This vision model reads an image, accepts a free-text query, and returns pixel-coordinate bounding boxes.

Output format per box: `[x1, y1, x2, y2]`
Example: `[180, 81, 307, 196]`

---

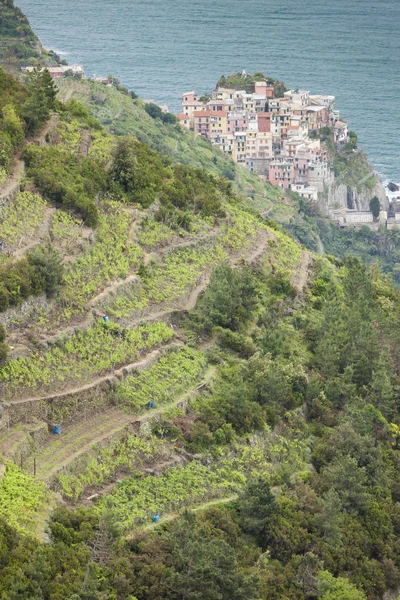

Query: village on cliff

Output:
[176, 73, 399, 229]
[22, 65, 400, 229]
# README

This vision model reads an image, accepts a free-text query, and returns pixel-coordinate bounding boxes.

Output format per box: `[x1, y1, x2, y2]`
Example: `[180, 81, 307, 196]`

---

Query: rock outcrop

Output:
[318, 178, 387, 215]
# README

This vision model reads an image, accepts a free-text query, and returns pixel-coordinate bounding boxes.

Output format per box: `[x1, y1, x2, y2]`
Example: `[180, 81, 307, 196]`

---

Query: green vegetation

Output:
[0, 191, 47, 255]
[0, 462, 46, 533]
[326, 134, 376, 191]
[0, 0, 42, 68]
[0, 320, 174, 396]
[117, 347, 207, 411]
[23, 144, 107, 226]
[0, 244, 63, 312]
[0, 323, 9, 363]
[0, 20, 399, 600]
[370, 195, 380, 218]
[144, 102, 177, 124]
[59, 200, 143, 316]
[57, 434, 169, 501]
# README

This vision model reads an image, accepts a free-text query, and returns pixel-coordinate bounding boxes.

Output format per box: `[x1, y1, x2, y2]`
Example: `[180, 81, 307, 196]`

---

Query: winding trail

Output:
[21, 366, 216, 481]
[5, 343, 181, 407]
[127, 495, 239, 537]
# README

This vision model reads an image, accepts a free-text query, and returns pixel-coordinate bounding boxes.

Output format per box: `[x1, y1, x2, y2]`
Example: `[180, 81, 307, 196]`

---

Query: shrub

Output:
[27, 244, 64, 297]
[0, 342, 8, 364]
[0, 287, 9, 312]
[23, 145, 106, 226]
[111, 135, 170, 206]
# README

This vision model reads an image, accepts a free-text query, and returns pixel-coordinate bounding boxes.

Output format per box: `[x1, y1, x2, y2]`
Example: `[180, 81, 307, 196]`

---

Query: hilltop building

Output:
[179, 80, 349, 204]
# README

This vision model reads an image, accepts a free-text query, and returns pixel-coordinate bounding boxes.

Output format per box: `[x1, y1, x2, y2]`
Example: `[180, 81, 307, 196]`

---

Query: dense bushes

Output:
[0, 244, 63, 312]
[0, 67, 57, 179]
[23, 145, 107, 226]
[144, 102, 177, 124]
[111, 135, 170, 206]
[155, 165, 227, 230]
[189, 263, 257, 333]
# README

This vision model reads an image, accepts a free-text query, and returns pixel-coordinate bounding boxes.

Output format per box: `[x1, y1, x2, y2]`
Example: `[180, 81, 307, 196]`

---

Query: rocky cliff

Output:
[319, 177, 387, 215]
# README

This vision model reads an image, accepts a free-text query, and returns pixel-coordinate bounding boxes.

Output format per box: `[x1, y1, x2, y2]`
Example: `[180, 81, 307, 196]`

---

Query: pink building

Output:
[268, 159, 295, 189]
[193, 111, 211, 138]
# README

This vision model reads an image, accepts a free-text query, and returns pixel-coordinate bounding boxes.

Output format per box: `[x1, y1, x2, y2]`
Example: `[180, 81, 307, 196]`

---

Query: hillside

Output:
[0, 0, 57, 72]
[0, 7, 399, 600]
[56, 77, 400, 286]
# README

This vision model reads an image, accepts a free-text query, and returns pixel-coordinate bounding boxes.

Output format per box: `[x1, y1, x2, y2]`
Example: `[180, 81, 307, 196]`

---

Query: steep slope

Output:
[0, 13, 399, 600]
[0, 0, 55, 72]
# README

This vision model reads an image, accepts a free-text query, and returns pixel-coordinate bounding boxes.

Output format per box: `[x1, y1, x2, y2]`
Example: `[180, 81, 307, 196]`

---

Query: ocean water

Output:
[16, 0, 400, 181]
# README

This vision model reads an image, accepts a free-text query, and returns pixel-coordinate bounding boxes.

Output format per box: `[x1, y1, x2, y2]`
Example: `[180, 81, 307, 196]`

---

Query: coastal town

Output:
[177, 73, 349, 203]
[20, 64, 398, 229]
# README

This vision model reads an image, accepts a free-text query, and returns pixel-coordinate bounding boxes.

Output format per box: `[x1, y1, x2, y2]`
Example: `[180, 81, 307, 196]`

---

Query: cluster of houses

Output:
[177, 77, 349, 202]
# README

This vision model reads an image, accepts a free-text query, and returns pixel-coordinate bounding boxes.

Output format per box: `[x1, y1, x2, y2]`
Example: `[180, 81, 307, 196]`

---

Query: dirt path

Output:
[0, 157, 24, 202]
[90, 273, 139, 307]
[30, 114, 60, 145]
[0, 114, 59, 206]
[5, 227, 274, 406]
[34, 366, 216, 485]
[129, 494, 238, 536]
[293, 250, 311, 294]
[244, 230, 274, 264]
[6, 344, 180, 406]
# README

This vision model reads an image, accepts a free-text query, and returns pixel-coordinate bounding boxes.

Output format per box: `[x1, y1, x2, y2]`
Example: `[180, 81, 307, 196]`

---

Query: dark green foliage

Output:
[0, 258, 41, 308]
[21, 68, 57, 135]
[23, 145, 107, 225]
[0, 342, 8, 363]
[0, 0, 42, 66]
[370, 195, 380, 218]
[27, 244, 64, 297]
[237, 478, 278, 549]
[145, 102, 177, 125]
[155, 164, 226, 230]
[111, 135, 170, 206]
[216, 72, 287, 97]
[129, 511, 259, 600]
[0, 325, 9, 364]
[189, 263, 257, 333]
[0, 246, 63, 311]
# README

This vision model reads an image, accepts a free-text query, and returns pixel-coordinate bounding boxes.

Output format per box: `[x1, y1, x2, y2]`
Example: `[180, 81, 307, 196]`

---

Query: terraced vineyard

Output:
[1, 49, 396, 600]
[0, 192, 47, 259]
[95, 426, 311, 532]
[0, 320, 174, 398]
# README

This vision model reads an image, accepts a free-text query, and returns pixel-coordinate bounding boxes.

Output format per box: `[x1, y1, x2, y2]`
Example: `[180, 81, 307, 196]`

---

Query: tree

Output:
[111, 135, 169, 206]
[317, 570, 366, 600]
[237, 478, 278, 549]
[370, 196, 380, 219]
[164, 513, 258, 600]
[370, 348, 395, 418]
[27, 244, 64, 297]
[20, 68, 56, 135]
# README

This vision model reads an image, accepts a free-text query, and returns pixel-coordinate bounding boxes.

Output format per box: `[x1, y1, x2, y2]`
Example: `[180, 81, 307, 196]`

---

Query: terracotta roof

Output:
[175, 113, 189, 120]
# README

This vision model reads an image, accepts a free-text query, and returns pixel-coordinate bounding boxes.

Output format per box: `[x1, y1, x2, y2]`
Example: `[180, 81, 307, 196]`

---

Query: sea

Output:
[16, 0, 400, 182]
